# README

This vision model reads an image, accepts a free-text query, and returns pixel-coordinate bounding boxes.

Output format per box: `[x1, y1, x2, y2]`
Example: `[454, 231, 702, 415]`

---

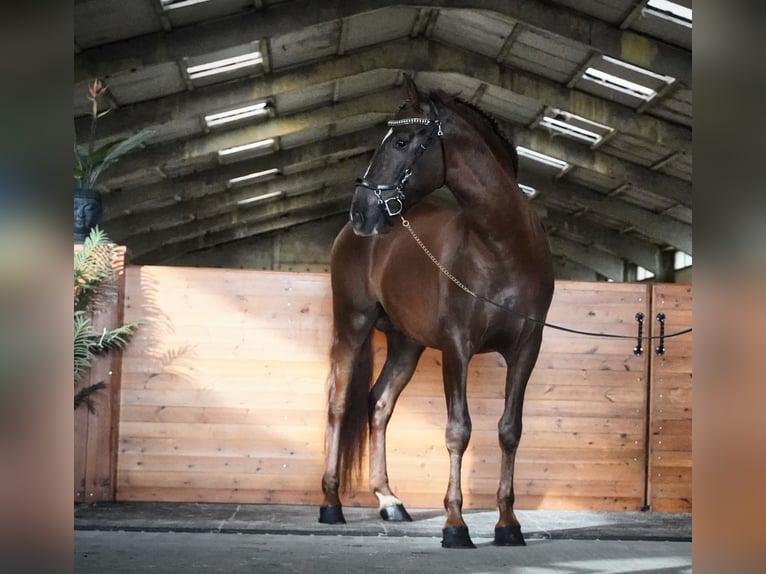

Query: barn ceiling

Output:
[74, 0, 692, 281]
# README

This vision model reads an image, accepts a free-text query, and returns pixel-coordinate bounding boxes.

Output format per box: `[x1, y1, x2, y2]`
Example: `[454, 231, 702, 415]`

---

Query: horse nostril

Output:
[350, 209, 365, 227]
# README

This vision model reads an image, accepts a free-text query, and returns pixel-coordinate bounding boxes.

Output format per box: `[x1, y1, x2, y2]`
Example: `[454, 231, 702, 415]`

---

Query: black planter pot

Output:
[74, 188, 103, 243]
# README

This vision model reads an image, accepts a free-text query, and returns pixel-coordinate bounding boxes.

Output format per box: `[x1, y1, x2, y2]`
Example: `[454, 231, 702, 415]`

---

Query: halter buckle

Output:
[383, 196, 404, 217]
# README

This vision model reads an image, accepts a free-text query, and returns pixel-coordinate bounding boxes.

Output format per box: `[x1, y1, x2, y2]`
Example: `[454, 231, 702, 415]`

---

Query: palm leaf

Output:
[86, 129, 155, 187]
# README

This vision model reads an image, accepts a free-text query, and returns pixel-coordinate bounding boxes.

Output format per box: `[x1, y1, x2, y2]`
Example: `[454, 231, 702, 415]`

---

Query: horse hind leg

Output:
[368, 329, 424, 522]
[319, 311, 376, 525]
[494, 326, 545, 546]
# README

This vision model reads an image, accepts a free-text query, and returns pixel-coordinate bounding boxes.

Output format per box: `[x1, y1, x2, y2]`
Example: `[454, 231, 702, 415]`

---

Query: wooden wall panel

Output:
[119, 268, 654, 511]
[648, 284, 693, 512]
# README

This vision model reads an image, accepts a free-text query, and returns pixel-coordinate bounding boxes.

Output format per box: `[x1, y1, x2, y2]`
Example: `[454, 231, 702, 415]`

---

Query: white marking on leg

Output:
[375, 492, 403, 509]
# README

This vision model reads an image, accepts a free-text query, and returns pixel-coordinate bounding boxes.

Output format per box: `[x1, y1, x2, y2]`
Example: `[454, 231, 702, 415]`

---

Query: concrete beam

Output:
[75, 1, 690, 86]
[98, 90, 398, 186]
[108, 156, 369, 243]
[524, 171, 692, 254]
[120, 166, 363, 258]
[511, 125, 691, 208]
[78, 39, 691, 154]
[552, 255, 600, 281]
[102, 127, 380, 219]
[131, 185, 353, 263]
[549, 236, 626, 281]
[541, 206, 663, 273]
[139, 199, 351, 265]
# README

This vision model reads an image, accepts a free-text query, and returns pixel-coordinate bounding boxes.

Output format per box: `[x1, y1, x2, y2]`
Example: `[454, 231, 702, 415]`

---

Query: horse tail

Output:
[338, 329, 373, 491]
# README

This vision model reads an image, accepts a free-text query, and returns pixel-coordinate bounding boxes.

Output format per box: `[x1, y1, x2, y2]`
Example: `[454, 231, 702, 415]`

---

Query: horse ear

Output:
[403, 74, 420, 106]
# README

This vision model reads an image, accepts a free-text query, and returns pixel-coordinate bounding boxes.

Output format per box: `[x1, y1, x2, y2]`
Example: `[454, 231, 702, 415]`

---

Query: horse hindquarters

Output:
[319, 323, 373, 523]
[319, 230, 378, 523]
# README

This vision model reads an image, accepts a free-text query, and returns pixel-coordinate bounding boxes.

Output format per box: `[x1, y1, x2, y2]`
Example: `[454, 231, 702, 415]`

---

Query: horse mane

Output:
[432, 91, 519, 177]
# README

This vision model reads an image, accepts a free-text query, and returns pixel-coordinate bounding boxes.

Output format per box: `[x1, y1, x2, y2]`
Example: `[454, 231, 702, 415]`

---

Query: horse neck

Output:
[441, 114, 537, 238]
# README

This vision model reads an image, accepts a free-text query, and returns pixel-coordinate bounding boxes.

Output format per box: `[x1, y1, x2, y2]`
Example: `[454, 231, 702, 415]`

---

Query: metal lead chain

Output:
[401, 217, 476, 297]
[400, 217, 693, 342]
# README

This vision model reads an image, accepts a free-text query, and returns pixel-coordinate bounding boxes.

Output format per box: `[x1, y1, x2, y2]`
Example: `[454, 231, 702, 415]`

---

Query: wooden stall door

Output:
[647, 284, 693, 511]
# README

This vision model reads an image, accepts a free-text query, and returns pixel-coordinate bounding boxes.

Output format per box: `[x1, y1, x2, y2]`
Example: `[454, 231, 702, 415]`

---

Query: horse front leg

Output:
[368, 331, 424, 521]
[494, 326, 544, 546]
[440, 346, 475, 549]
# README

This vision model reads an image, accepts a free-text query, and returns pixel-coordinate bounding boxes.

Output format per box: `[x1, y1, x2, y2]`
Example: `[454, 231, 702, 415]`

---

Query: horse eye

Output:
[394, 139, 408, 149]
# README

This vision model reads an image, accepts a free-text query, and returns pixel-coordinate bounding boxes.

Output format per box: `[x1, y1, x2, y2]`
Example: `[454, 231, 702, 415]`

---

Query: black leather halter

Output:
[355, 103, 444, 217]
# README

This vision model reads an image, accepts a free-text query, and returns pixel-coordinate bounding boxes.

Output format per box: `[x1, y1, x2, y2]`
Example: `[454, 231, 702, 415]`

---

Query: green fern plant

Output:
[74, 226, 138, 412]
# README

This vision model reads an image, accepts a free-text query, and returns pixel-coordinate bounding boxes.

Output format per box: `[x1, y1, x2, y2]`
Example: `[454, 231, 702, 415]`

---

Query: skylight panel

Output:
[583, 67, 656, 100]
[228, 168, 281, 188]
[645, 0, 692, 28]
[186, 51, 263, 80]
[580, 55, 675, 103]
[204, 102, 271, 128]
[636, 266, 655, 281]
[161, 0, 213, 10]
[538, 109, 614, 147]
[218, 138, 275, 157]
[516, 146, 570, 174]
[674, 250, 693, 270]
[237, 191, 283, 206]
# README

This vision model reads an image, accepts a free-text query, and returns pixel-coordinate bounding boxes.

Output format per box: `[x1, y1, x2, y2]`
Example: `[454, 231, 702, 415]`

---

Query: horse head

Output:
[349, 76, 446, 236]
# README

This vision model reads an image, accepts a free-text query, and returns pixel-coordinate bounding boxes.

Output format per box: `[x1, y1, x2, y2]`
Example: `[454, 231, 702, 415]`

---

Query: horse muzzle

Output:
[350, 190, 393, 237]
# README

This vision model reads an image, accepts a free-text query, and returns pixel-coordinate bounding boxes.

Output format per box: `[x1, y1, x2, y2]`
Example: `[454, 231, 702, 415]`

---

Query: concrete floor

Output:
[74, 503, 692, 573]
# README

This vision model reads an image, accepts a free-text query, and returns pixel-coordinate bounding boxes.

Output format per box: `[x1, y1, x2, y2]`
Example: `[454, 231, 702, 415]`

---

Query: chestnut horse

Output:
[319, 76, 554, 548]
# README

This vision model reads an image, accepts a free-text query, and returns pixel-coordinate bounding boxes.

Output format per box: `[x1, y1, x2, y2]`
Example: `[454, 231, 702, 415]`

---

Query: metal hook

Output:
[633, 312, 644, 356]
[655, 313, 666, 355]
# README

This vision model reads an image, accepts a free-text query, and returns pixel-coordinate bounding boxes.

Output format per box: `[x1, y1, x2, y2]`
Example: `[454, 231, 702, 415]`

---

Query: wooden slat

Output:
[647, 283, 693, 512]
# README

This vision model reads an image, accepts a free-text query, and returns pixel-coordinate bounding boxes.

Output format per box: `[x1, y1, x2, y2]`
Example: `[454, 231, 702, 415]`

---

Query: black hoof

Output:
[318, 505, 346, 524]
[493, 524, 526, 546]
[380, 504, 412, 522]
[441, 526, 476, 549]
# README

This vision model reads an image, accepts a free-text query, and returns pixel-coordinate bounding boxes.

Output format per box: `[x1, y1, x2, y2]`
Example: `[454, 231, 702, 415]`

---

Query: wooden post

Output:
[74, 246, 127, 503]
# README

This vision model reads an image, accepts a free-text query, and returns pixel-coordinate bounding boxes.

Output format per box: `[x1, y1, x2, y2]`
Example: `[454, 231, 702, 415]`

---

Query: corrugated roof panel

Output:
[106, 62, 188, 107]
[432, 9, 516, 60]
[279, 125, 330, 150]
[479, 84, 543, 126]
[75, 0, 162, 48]
[274, 82, 333, 115]
[649, 88, 692, 127]
[270, 20, 341, 70]
[663, 204, 692, 224]
[549, 0, 633, 24]
[658, 152, 692, 182]
[618, 186, 678, 213]
[503, 28, 588, 83]
[600, 133, 674, 167]
[343, 7, 417, 52]
[334, 70, 400, 101]
[565, 168, 619, 194]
